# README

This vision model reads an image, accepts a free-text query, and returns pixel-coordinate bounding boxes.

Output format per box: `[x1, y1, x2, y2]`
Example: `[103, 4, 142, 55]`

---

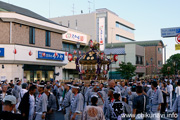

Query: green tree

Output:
[161, 64, 174, 76]
[116, 62, 136, 80]
[161, 53, 180, 76]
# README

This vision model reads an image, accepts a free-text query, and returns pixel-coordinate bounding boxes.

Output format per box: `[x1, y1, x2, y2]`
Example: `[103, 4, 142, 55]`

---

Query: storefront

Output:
[24, 65, 55, 82]
[0, 44, 68, 82]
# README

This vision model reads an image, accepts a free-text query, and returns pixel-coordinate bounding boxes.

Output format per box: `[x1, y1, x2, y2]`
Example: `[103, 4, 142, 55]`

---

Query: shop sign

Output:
[63, 31, 87, 44]
[0, 48, 4, 57]
[37, 51, 64, 61]
[175, 44, 180, 50]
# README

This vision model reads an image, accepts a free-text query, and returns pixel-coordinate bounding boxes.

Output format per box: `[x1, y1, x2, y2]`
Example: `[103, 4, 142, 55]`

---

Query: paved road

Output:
[54, 111, 176, 120]
[55, 111, 64, 120]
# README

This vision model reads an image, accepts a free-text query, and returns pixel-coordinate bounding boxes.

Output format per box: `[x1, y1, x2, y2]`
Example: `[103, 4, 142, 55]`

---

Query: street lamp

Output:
[150, 58, 153, 78]
[76, 42, 80, 57]
[164, 45, 167, 64]
[173, 61, 177, 78]
[167, 67, 171, 79]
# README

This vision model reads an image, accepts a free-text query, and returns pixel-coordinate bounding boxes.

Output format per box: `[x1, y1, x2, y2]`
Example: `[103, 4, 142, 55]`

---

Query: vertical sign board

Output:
[0, 48, 4, 57]
[99, 18, 105, 51]
[161, 27, 180, 37]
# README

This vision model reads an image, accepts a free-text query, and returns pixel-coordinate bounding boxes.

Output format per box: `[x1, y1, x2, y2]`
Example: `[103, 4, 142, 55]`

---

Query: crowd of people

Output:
[0, 78, 179, 120]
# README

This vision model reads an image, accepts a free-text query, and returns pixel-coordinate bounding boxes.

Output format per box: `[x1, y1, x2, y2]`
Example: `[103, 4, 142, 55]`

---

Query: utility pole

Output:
[88, 1, 91, 13]
[164, 45, 167, 64]
[72, 4, 75, 15]
[49, 0, 50, 18]
[93, 0, 95, 11]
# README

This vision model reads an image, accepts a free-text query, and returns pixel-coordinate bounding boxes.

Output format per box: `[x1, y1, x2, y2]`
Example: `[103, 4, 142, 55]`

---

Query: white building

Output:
[50, 8, 135, 51]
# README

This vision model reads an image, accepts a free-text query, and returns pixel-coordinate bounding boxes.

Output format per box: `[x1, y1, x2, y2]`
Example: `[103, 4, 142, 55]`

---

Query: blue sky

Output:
[1, 0, 180, 61]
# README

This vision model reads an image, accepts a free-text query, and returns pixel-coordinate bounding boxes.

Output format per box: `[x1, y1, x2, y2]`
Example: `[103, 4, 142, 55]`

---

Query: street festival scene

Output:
[0, 0, 180, 120]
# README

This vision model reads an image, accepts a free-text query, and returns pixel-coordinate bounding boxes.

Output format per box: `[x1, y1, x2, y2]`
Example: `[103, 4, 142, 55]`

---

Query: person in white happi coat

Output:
[167, 81, 173, 109]
[62, 82, 73, 120]
[144, 81, 163, 120]
[70, 84, 84, 120]
[34, 82, 48, 120]
[173, 95, 180, 119]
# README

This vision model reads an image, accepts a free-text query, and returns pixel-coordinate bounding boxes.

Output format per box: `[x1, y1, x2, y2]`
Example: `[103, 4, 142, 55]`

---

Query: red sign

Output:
[176, 33, 180, 44]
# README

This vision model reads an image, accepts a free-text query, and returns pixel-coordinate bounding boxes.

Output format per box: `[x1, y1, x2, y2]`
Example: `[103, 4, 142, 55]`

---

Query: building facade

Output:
[0, 1, 68, 82]
[105, 40, 164, 78]
[61, 29, 90, 80]
[50, 8, 135, 51]
[105, 44, 145, 79]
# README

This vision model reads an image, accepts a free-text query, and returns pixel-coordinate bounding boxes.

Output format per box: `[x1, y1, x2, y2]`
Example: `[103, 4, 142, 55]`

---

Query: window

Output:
[116, 34, 133, 42]
[136, 56, 139, 64]
[45, 31, 51, 47]
[158, 48, 162, 53]
[115, 22, 134, 33]
[29, 27, 35, 44]
[158, 61, 162, 66]
[136, 56, 143, 65]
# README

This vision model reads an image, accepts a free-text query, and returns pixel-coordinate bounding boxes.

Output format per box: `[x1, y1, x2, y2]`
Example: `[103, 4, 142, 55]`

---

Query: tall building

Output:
[50, 8, 135, 51]
[0, 1, 68, 82]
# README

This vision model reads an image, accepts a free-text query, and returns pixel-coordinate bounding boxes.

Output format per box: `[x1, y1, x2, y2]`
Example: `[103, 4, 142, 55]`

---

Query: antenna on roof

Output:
[72, 3, 75, 15]
[88, 1, 91, 13]
[88, 0, 95, 13]
[94, 0, 95, 11]
[49, 0, 50, 18]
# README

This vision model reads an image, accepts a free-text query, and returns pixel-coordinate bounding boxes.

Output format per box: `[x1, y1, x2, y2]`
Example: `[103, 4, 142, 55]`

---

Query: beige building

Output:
[105, 44, 145, 79]
[50, 8, 135, 51]
[0, 1, 68, 82]
[105, 40, 164, 79]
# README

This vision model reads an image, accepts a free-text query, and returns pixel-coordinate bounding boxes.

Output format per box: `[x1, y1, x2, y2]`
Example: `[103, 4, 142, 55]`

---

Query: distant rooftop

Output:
[96, 8, 118, 16]
[106, 40, 164, 48]
[104, 48, 126, 55]
[0, 1, 60, 26]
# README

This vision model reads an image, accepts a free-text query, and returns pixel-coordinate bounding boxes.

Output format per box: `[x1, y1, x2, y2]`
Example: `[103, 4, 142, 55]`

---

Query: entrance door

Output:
[24, 65, 55, 82]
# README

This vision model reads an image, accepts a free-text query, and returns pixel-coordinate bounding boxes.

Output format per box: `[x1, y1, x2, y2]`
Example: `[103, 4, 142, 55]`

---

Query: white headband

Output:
[91, 95, 98, 98]
[71, 85, 80, 89]
[33, 83, 37, 86]
[38, 85, 44, 87]
[67, 84, 71, 87]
